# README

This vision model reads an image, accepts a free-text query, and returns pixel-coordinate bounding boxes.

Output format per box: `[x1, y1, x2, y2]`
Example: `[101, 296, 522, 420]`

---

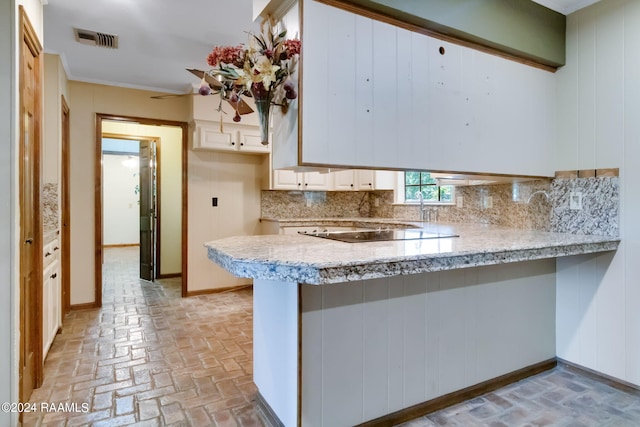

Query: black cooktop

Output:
[299, 229, 459, 243]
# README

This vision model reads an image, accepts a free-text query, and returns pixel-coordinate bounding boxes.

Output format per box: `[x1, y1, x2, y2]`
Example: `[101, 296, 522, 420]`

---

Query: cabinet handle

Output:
[51, 273, 57, 279]
[231, 142, 235, 146]
[25, 238, 33, 244]
[45, 252, 52, 257]
[53, 246, 59, 251]
[240, 142, 244, 146]
[350, 184, 354, 187]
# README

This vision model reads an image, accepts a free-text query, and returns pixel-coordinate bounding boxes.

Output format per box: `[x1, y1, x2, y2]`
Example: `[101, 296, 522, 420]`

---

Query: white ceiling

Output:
[43, 0, 601, 95]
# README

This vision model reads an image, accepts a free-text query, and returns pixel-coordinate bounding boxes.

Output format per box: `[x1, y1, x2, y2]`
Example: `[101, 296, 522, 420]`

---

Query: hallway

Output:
[24, 247, 265, 426]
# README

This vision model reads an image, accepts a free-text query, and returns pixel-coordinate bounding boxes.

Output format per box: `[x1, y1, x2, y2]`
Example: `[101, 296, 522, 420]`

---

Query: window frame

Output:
[396, 171, 455, 205]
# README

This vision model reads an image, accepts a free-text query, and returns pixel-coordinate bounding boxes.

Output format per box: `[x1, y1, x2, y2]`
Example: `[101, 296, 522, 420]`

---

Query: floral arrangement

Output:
[200, 20, 301, 145]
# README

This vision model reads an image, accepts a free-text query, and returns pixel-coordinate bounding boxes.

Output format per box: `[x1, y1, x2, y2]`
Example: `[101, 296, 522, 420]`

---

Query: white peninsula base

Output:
[253, 259, 556, 427]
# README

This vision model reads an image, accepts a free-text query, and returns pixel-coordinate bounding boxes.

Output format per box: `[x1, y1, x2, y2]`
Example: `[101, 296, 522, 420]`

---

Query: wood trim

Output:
[314, 0, 558, 73]
[96, 114, 189, 302]
[355, 358, 557, 427]
[61, 95, 71, 317]
[557, 359, 640, 395]
[555, 168, 619, 179]
[94, 116, 103, 308]
[103, 244, 140, 248]
[157, 273, 182, 279]
[297, 284, 303, 427]
[19, 5, 44, 399]
[155, 140, 162, 278]
[69, 302, 100, 311]
[184, 284, 252, 297]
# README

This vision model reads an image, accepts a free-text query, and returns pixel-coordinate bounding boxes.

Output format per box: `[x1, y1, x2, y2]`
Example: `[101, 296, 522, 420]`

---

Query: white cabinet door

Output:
[196, 124, 237, 151]
[302, 172, 332, 190]
[238, 127, 270, 153]
[273, 169, 302, 190]
[332, 170, 356, 190]
[356, 170, 375, 190]
[42, 259, 59, 359]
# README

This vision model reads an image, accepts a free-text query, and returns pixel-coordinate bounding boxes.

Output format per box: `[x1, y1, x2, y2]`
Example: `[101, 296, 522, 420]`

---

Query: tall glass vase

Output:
[250, 83, 272, 146]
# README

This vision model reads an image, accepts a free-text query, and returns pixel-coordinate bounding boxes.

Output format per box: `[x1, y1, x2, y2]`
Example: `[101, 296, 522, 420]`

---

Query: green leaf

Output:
[278, 30, 287, 38]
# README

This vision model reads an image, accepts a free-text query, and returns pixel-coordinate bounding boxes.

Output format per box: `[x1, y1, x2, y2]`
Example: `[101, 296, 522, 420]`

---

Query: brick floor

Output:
[24, 247, 640, 426]
[24, 247, 264, 427]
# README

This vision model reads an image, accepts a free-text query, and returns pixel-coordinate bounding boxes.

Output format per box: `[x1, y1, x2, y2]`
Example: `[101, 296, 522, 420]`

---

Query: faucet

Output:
[417, 192, 427, 221]
[526, 190, 550, 204]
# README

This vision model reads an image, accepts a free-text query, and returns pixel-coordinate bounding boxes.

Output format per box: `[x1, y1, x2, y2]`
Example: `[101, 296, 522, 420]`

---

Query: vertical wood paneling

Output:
[402, 274, 427, 406]
[322, 281, 364, 427]
[623, 0, 640, 386]
[301, 0, 330, 163]
[576, 11, 598, 169]
[362, 278, 389, 420]
[371, 20, 398, 168]
[327, 9, 356, 164]
[301, 262, 555, 425]
[354, 16, 374, 166]
[387, 275, 405, 411]
[296, 1, 556, 175]
[556, 0, 640, 388]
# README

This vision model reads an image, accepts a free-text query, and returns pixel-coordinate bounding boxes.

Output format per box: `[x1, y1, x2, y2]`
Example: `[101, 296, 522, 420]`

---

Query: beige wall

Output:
[102, 121, 183, 275]
[67, 81, 190, 304]
[43, 53, 69, 184]
[187, 149, 268, 292]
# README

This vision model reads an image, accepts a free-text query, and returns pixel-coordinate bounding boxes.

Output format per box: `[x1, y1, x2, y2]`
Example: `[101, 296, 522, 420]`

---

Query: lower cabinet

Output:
[43, 238, 61, 360]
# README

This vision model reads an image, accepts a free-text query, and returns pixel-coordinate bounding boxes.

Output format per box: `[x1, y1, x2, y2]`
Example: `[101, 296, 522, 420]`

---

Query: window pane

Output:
[440, 186, 453, 202]
[421, 173, 436, 185]
[405, 185, 419, 201]
[423, 186, 438, 201]
[405, 171, 420, 185]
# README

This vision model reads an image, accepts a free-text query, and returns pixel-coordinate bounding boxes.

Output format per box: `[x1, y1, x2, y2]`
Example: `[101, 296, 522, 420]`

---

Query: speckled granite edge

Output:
[207, 240, 620, 285]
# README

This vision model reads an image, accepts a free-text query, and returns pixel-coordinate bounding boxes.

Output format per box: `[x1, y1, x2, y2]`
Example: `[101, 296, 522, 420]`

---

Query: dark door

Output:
[139, 140, 156, 281]
[19, 7, 42, 402]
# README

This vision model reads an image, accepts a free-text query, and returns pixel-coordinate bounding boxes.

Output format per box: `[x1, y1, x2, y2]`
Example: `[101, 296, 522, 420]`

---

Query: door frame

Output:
[61, 95, 71, 316]
[18, 5, 43, 400]
[101, 133, 161, 278]
[95, 114, 189, 303]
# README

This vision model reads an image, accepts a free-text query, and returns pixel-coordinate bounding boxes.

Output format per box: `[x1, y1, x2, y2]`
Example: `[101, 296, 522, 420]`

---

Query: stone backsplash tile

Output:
[551, 176, 619, 237]
[43, 183, 59, 234]
[393, 180, 553, 231]
[261, 190, 394, 219]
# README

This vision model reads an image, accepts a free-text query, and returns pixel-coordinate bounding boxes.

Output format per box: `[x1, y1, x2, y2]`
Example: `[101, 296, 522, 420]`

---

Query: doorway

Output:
[95, 114, 188, 304]
[102, 136, 158, 281]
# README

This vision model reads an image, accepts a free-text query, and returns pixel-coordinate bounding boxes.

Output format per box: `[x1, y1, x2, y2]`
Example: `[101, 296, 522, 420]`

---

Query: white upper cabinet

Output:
[193, 120, 270, 154]
[271, 0, 556, 177]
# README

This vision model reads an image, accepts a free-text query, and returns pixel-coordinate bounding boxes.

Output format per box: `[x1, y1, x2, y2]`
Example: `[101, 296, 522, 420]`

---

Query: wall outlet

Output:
[212, 197, 218, 207]
[306, 198, 312, 207]
[570, 191, 583, 210]
[456, 196, 464, 208]
[484, 196, 493, 209]
[374, 197, 380, 207]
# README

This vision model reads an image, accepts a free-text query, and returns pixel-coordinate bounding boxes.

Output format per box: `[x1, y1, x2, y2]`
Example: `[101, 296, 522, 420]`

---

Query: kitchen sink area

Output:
[298, 228, 460, 243]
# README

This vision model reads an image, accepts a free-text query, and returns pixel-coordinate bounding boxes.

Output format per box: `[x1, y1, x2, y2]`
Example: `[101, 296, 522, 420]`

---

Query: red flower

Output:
[206, 45, 246, 68]
[282, 39, 301, 58]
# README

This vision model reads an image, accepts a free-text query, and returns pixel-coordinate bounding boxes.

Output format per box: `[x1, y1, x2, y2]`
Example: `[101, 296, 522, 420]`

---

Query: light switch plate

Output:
[456, 196, 464, 208]
[484, 196, 493, 209]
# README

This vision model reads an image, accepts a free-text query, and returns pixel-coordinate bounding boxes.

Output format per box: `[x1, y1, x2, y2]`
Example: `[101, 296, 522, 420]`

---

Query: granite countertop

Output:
[205, 221, 620, 285]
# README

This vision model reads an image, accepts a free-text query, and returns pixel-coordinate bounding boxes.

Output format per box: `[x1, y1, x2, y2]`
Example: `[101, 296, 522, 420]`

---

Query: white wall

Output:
[102, 154, 140, 245]
[43, 53, 68, 185]
[555, 0, 640, 386]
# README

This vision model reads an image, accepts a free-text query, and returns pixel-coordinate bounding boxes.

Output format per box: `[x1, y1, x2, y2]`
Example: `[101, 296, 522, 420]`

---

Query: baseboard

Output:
[255, 391, 285, 427]
[185, 284, 252, 297]
[69, 302, 99, 311]
[356, 358, 558, 427]
[157, 273, 182, 279]
[557, 358, 640, 395]
[103, 243, 139, 248]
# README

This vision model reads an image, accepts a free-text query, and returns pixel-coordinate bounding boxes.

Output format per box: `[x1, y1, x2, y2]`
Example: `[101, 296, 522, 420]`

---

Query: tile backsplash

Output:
[43, 183, 59, 234]
[261, 174, 619, 236]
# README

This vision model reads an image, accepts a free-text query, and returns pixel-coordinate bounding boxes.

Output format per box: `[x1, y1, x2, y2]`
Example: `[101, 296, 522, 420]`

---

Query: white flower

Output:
[253, 56, 280, 87]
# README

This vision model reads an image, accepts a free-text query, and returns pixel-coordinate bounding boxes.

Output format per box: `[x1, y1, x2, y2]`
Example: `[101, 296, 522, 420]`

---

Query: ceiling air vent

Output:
[74, 28, 119, 49]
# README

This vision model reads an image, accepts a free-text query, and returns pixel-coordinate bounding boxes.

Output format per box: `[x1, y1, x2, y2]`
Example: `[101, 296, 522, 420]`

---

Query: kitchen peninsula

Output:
[206, 222, 619, 426]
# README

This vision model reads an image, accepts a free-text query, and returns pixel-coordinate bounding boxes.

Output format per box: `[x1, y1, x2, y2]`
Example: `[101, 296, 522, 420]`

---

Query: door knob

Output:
[25, 238, 33, 244]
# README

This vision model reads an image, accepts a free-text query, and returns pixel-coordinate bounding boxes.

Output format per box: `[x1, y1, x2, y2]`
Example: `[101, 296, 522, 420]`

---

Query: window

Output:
[404, 171, 454, 203]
